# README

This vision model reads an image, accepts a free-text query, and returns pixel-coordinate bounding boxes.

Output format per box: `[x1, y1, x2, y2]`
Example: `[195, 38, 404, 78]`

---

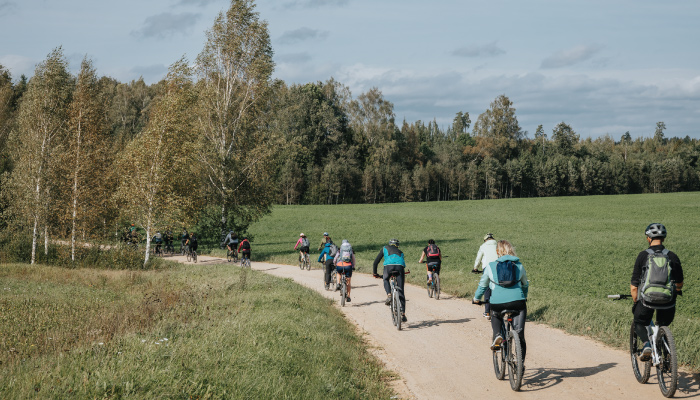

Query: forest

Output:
[0, 0, 698, 266]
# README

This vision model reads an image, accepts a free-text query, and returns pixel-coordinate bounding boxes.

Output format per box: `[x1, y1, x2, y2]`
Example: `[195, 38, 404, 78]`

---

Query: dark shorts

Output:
[241, 250, 251, 259]
[299, 246, 310, 254]
[336, 265, 353, 278]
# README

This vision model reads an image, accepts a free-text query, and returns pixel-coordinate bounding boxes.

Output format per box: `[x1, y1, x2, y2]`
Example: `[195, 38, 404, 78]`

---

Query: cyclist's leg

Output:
[489, 302, 506, 342]
[655, 306, 676, 327]
[344, 266, 353, 296]
[510, 302, 527, 360]
[324, 259, 334, 284]
[484, 287, 492, 315]
[633, 301, 654, 343]
[387, 265, 406, 312]
[381, 266, 392, 295]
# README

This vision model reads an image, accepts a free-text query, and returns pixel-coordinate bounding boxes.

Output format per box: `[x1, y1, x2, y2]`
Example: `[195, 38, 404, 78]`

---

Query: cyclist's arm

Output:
[519, 263, 529, 298]
[669, 251, 683, 291]
[473, 267, 491, 301]
[630, 284, 638, 302]
[372, 250, 383, 276]
[418, 250, 425, 263]
[294, 238, 301, 250]
[630, 251, 646, 302]
[474, 248, 483, 270]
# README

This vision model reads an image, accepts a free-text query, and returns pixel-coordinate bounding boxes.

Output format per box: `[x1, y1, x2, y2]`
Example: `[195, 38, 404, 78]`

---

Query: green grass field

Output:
[0, 263, 394, 399]
[247, 192, 700, 370]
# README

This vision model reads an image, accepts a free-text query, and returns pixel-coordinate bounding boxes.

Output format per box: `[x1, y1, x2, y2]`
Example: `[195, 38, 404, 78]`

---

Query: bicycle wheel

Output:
[331, 270, 337, 291]
[227, 250, 232, 262]
[299, 254, 304, 270]
[246, 258, 251, 268]
[186, 251, 191, 262]
[340, 278, 347, 307]
[434, 273, 440, 300]
[394, 288, 402, 331]
[630, 321, 651, 383]
[193, 251, 197, 263]
[493, 335, 506, 380]
[507, 330, 524, 391]
[305, 255, 311, 270]
[656, 326, 678, 398]
[233, 250, 238, 263]
[427, 278, 433, 298]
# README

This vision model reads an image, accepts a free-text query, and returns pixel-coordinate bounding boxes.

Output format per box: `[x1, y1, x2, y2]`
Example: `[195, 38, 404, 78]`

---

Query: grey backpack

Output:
[640, 249, 674, 307]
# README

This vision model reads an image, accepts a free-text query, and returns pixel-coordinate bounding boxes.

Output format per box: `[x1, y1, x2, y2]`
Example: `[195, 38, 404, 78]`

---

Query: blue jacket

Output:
[318, 242, 333, 262]
[473, 255, 528, 304]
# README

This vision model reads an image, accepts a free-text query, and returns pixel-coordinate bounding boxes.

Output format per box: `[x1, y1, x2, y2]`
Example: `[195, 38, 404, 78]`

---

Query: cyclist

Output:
[474, 233, 498, 319]
[294, 233, 310, 264]
[180, 228, 189, 253]
[238, 236, 251, 263]
[164, 228, 174, 252]
[318, 238, 338, 289]
[128, 224, 139, 246]
[152, 231, 164, 254]
[224, 230, 239, 256]
[631, 223, 683, 361]
[473, 240, 529, 360]
[186, 232, 198, 256]
[418, 239, 442, 287]
[317, 232, 330, 251]
[334, 239, 355, 302]
[372, 238, 408, 322]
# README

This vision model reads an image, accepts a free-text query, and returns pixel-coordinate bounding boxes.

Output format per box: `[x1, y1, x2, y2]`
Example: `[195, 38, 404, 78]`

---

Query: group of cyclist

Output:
[291, 223, 684, 371]
[223, 230, 251, 264]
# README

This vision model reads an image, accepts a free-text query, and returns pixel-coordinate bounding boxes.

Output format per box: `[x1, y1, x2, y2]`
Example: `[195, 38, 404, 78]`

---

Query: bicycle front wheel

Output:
[227, 251, 232, 262]
[193, 251, 197, 263]
[630, 321, 651, 383]
[186, 251, 191, 262]
[331, 270, 337, 290]
[493, 339, 506, 380]
[434, 273, 440, 300]
[656, 326, 678, 398]
[507, 330, 524, 391]
[306, 255, 311, 270]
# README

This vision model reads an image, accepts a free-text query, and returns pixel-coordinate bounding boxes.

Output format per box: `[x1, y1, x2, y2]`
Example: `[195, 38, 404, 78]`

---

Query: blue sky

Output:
[1, 0, 699, 139]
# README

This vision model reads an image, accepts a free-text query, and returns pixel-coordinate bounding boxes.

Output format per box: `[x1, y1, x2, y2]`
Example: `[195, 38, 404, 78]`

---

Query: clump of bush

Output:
[0, 230, 169, 269]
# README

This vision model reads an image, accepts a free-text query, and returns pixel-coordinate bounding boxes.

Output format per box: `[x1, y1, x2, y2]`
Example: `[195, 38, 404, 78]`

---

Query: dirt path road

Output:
[175, 255, 699, 399]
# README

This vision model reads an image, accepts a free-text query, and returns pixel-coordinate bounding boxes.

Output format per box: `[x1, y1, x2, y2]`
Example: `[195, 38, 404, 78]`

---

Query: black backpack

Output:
[494, 260, 518, 287]
[241, 240, 251, 250]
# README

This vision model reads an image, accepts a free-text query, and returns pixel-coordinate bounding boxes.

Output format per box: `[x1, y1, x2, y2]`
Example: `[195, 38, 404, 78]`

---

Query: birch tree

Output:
[63, 57, 109, 260]
[11, 48, 72, 264]
[114, 60, 197, 266]
[195, 0, 277, 231]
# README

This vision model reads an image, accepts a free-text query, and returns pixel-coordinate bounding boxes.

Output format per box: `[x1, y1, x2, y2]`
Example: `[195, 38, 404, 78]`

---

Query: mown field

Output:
[0, 263, 393, 399]
[248, 192, 700, 370]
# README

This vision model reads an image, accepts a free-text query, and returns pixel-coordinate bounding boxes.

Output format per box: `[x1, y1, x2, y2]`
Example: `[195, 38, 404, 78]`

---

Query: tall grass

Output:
[0, 264, 393, 399]
[250, 192, 700, 370]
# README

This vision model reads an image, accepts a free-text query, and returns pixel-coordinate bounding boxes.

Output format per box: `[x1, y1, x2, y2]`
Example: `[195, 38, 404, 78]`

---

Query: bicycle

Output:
[425, 262, 440, 300]
[374, 269, 410, 330]
[240, 253, 251, 268]
[227, 247, 238, 263]
[299, 252, 310, 270]
[338, 269, 349, 307]
[608, 294, 678, 398]
[330, 268, 338, 291]
[186, 248, 197, 263]
[153, 244, 163, 257]
[164, 241, 174, 255]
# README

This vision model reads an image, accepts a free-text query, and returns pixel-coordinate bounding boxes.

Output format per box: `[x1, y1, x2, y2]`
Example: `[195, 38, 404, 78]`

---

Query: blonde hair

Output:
[496, 240, 516, 257]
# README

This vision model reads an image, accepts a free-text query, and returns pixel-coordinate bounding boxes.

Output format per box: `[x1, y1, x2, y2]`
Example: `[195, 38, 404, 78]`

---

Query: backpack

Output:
[301, 237, 309, 247]
[494, 260, 518, 287]
[241, 239, 250, 250]
[640, 249, 674, 306]
[339, 244, 353, 262]
[328, 242, 338, 257]
[427, 244, 440, 258]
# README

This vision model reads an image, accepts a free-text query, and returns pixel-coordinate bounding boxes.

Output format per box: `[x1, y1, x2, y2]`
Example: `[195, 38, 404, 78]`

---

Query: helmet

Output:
[323, 232, 329, 236]
[484, 233, 494, 241]
[645, 223, 667, 239]
[342, 239, 349, 245]
[389, 238, 400, 246]
[300, 233, 305, 237]
[428, 239, 435, 244]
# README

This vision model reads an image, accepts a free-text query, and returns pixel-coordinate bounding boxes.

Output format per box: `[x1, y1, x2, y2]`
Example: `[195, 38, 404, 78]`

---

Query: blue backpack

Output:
[495, 260, 518, 287]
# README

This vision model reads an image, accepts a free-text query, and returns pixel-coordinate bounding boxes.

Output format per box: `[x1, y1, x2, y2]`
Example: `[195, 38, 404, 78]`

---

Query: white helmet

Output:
[300, 233, 305, 237]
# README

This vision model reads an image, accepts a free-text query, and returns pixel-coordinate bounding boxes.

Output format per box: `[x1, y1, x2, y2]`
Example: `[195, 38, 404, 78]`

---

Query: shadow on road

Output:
[352, 284, 379, 289]
[523, 363, 616, 391]
[406, 318, 472, 330]
[658, 372, 700, 398]
[256, 267, 280, 271]
[353, 300, 385, 307]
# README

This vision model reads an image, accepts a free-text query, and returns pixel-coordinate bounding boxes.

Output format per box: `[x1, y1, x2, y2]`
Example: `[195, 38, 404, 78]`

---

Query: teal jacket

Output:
[473, 255, 529, 304]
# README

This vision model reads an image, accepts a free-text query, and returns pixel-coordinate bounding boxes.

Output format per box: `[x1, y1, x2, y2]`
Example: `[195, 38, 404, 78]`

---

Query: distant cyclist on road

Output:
[418, 239, 442, 287]
[473, 233, 498, 319]
[238, 236, 251, 263]
[294, 233, 310, 263]
[334, 239, 356, 302]
[319, 238, 338, 289]
[224, 230, 239, 255]
[180, 228, 189, 253]
[631, 223, 683, 361]
[152, 231, 164, 253]
[186, 232, 198, 256]
[373, 238, 408, 322]
[473, 240, 529, 360]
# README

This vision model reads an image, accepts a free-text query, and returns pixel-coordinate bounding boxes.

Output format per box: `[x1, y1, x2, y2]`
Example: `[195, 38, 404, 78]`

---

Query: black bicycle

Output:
[338, 269, 349, 306]
[153, 243, 163, 257]
[374, 269, 409, 330]
[494, 309, 524, 391]
[609, 294, 678, 398]
[186, 248, 197, 263]
[426, 262, 440, 300]
[164, 241, 174, 255]
[227, 247, 238, 263]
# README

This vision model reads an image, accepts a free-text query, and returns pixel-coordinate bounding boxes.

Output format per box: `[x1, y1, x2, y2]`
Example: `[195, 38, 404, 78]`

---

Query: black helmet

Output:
[645, 223, 667, 239]
[389, 238, 400, 246]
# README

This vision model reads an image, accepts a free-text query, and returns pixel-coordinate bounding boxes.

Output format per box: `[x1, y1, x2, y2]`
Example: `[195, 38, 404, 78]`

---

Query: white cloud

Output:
[540, 44, 603, 69]
[452, 42, 505, 58]
[131, 12, 201, 39]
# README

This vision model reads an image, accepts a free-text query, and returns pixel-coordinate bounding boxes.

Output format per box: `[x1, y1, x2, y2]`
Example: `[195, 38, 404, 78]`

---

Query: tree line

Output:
[1, 0, 698, 266]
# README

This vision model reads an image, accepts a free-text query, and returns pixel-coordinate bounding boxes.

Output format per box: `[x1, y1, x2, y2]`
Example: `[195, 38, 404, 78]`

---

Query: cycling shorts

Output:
[336, 265, 353, 278]
[299, 246, 310, 254]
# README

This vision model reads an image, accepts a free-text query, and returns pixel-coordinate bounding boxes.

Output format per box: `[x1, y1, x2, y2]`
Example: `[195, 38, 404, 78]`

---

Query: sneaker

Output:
[401, 314, 407, 322]
[483, 312, 491, 320]
[640, 342, 652, 361]
[336, 284, 341, 291]
[346, 296, 351, 302]
[324, 283, 329, 290]
[385, 295, 392, 306]
[490, 336, 503, 350]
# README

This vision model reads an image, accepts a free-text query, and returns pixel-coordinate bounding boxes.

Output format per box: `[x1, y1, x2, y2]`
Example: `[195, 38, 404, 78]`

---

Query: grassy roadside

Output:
[0, 263, 394, 399]
[247, 192, 700, 370]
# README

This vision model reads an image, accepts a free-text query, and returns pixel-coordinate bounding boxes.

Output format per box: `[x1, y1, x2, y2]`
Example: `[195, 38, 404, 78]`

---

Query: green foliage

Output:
[0, 263, 394, 398]
[248, 192, 700, 370]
